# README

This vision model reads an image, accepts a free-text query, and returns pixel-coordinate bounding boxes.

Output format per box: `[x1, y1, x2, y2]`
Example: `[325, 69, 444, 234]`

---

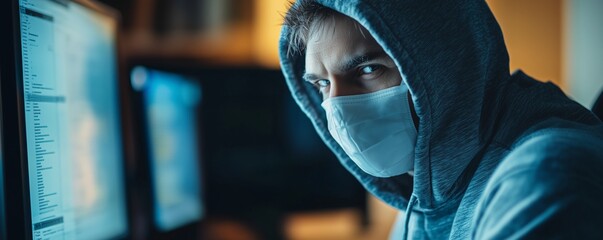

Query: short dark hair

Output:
[282, 0, 341, 56]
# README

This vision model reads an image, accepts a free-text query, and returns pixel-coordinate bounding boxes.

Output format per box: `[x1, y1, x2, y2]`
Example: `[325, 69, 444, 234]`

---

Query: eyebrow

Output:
[339, 51, 387, 73]
[302, 73, 321, 82]
[302, 50, 388, 82]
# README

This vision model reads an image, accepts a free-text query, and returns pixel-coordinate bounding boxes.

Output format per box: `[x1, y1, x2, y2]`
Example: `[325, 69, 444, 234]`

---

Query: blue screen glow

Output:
[19, 0, 128, 239]
[132, 66, 204, 232]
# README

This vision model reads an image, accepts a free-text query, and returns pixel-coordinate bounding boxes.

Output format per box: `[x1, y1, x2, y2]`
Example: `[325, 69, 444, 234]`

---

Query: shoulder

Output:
[471, 128, 603, 239]
[493, 128, 603, 182]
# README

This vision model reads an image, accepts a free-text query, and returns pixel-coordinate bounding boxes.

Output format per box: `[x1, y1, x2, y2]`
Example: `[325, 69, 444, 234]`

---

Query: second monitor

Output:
[131, 66, 205, 235]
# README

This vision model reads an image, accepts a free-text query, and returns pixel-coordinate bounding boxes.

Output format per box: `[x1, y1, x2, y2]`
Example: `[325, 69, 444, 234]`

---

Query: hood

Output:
[280, 0, 531, 210]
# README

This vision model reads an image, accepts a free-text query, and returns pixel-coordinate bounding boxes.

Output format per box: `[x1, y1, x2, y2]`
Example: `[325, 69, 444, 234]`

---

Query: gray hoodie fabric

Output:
[279, 0, 603, 239]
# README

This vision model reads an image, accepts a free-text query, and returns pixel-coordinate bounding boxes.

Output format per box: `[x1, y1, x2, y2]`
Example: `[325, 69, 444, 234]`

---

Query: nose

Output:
[327, 77, 356, 99]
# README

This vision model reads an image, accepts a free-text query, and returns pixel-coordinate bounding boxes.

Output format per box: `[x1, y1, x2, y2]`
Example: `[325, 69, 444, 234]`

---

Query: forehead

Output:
[305, 15, 383, 72]
[306, 15, 381, 53]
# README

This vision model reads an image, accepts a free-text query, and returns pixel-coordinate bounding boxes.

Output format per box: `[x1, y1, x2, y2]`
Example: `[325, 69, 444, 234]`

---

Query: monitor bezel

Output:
[3, 1, 34, 239]
[127, 63, 206, 239]
[10, 0, 131, 239]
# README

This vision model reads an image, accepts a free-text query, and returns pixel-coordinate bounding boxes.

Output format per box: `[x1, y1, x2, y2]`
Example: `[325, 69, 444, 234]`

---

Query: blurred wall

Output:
[122, 0, 576, 88]
[566, 0, 603, 108]
[487, 0, 564, 89]
[253, 0, 289, 68]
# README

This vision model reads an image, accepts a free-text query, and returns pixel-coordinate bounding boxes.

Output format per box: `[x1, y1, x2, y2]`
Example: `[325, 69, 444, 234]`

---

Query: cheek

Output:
[382, 58, 403, 86]
[389, 71, 403, 86]
[365, 69, 403, 91]
[381, 67, 403, 87]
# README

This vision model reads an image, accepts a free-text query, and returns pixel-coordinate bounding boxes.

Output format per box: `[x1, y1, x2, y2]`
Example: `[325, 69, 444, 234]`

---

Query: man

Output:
[279, 0, 603, 239]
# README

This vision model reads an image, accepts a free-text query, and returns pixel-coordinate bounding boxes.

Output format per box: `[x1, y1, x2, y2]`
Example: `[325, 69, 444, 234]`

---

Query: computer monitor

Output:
[17, 0, 128, 239]
[131, 66, 204, 233]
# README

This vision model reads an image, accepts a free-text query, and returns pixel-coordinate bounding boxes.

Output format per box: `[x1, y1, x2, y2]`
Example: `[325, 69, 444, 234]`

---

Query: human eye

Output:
[356, 64, 387, 85]
[311, 79, 330, 89]
[359, 64, 383, 75]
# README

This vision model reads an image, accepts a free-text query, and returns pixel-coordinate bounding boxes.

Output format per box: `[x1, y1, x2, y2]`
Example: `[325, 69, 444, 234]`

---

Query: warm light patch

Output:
[253, 0, 290, 68]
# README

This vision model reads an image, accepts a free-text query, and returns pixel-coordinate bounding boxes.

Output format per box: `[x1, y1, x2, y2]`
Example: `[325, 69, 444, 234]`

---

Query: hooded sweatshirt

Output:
[279, 0, 603, 239]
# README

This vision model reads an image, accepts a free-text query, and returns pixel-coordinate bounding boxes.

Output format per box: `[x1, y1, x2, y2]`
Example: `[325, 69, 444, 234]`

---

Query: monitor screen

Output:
[18, 0, 128, 239]
[131, 67, 204, 232]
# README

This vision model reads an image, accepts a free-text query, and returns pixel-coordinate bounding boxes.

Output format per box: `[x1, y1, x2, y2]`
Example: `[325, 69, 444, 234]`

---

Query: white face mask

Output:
[321, 84, 417, 178]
